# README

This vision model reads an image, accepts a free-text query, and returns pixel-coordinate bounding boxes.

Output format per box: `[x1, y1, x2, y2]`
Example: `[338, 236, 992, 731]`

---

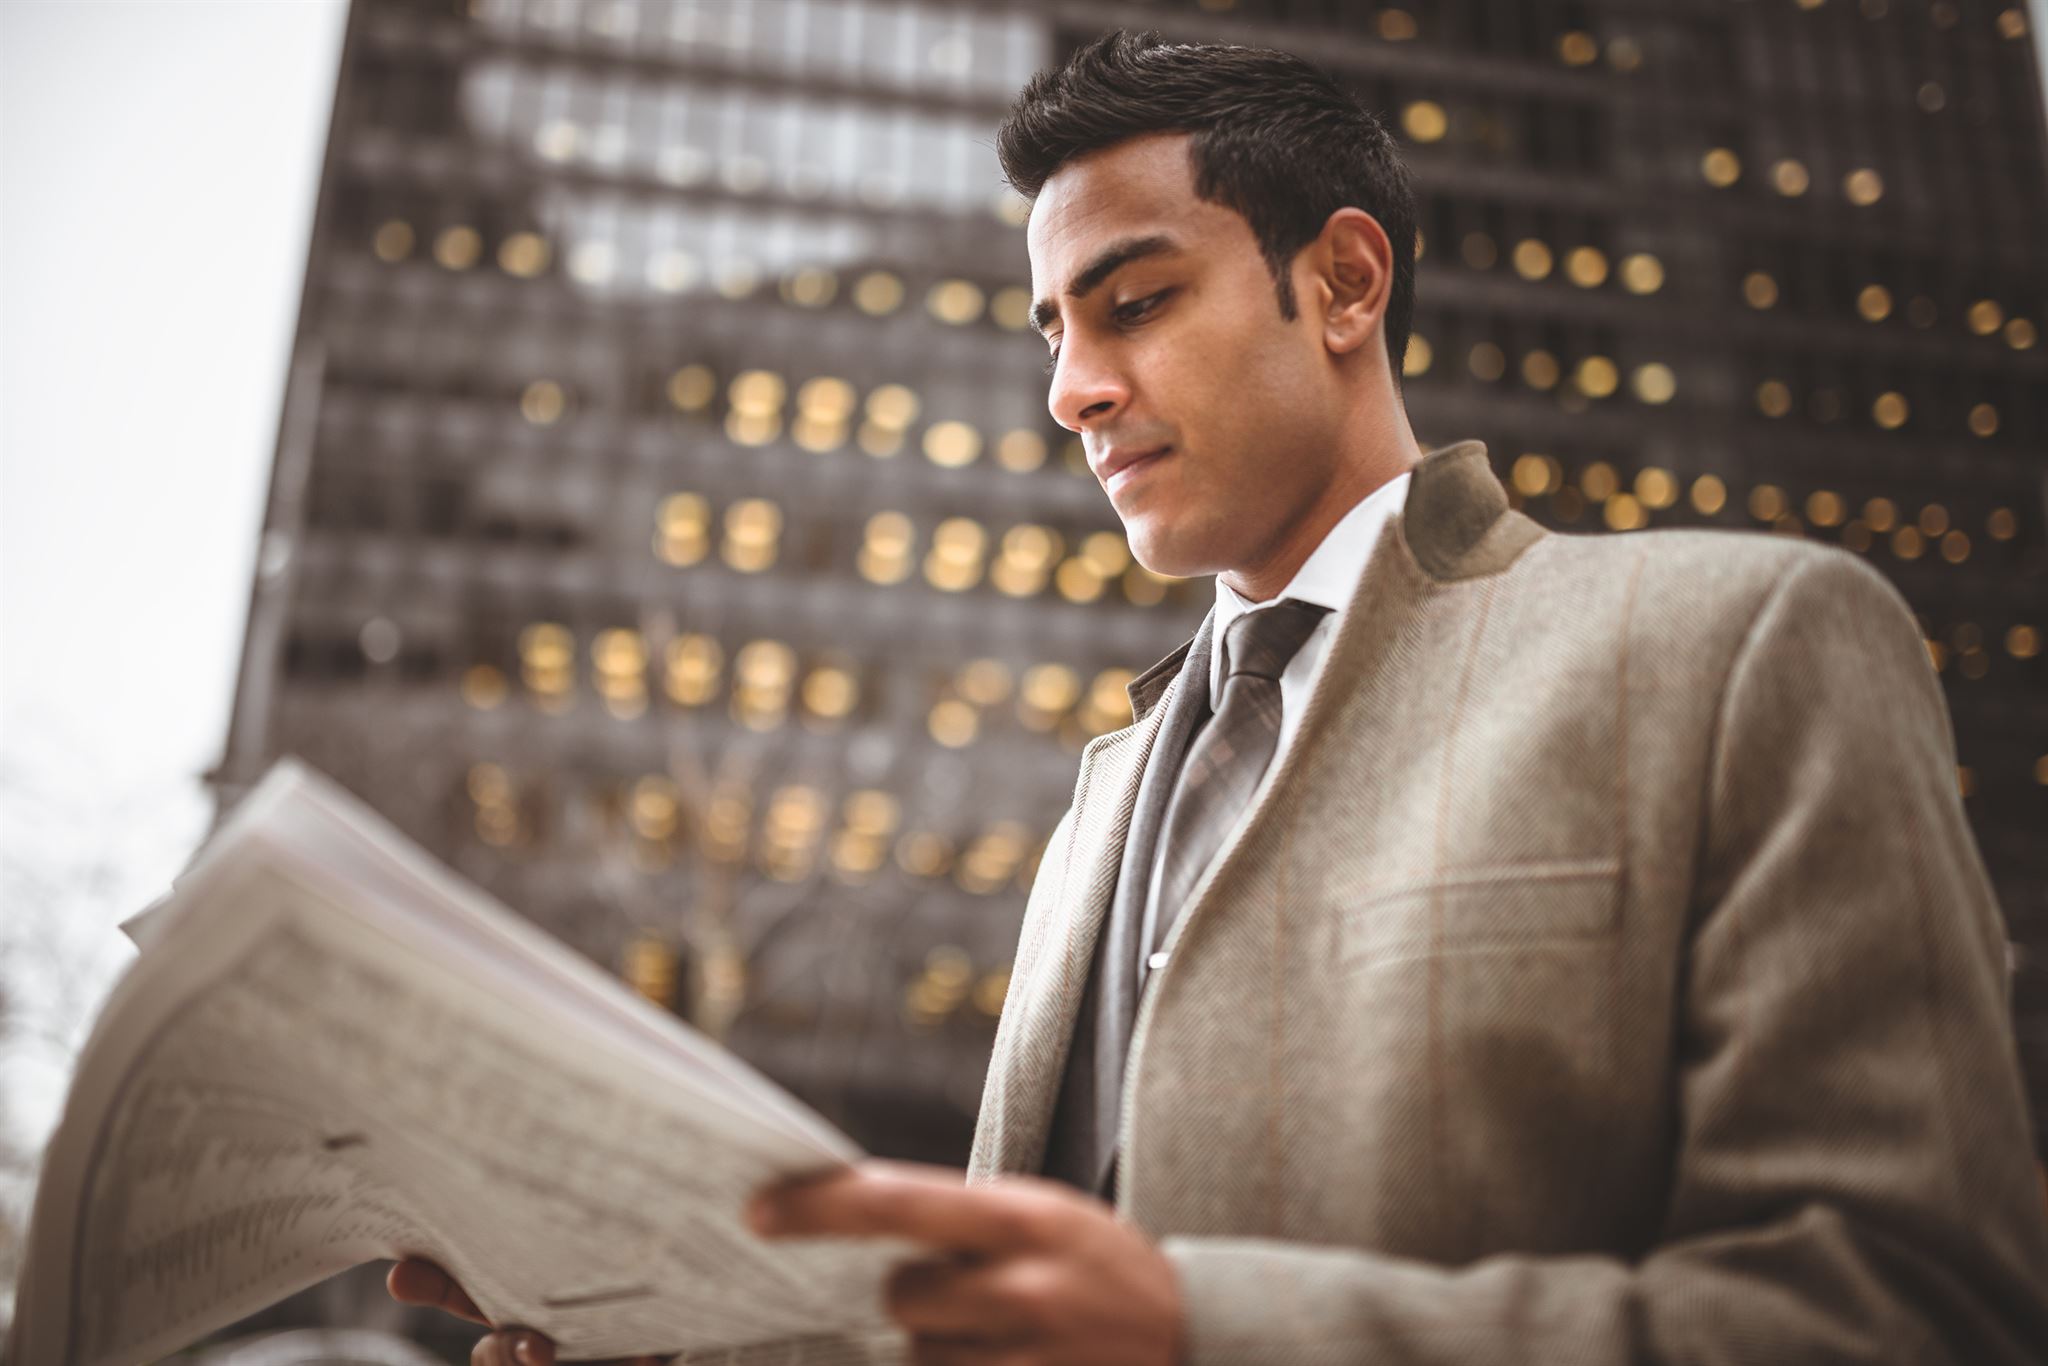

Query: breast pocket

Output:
[1337, 856, 1623, 974]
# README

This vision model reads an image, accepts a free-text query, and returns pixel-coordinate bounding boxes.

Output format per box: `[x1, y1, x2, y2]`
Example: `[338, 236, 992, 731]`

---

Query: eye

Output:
[1113, 289, 1170, 324]
[1042, 346, 1060, 377]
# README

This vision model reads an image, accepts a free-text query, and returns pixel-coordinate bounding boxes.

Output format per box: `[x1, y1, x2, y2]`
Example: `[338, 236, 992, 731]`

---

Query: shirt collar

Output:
[1209, 470, 1412, 701]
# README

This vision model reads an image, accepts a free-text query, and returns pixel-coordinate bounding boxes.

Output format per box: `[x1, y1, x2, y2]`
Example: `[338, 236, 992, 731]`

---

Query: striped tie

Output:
[1136, 597, 1331, 985]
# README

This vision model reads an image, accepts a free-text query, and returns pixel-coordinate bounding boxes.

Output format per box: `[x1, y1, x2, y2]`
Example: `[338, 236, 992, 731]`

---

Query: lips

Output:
[1100, 444, 1172, 492]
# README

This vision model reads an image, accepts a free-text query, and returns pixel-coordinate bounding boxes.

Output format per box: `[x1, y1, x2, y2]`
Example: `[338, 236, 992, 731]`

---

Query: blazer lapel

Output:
[976, 617, 1213, 1178]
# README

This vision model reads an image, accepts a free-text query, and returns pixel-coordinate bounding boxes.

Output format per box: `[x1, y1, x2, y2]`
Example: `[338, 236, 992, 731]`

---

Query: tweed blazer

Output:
[967, 440, 2048, 1363]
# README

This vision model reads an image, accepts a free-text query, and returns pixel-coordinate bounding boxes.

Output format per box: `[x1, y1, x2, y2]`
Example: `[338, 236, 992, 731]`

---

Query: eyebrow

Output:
[1030, 234, 1180, 337]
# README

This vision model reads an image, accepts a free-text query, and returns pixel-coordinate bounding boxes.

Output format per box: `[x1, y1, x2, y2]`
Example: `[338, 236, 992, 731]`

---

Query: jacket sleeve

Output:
[1158, 550, 2048, 1365]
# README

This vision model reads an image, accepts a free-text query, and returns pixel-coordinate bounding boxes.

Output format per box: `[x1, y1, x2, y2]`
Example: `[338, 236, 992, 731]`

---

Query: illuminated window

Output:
[1521, 350, 1561, 390]
[498, 231, 549, 278]
[372, 220, 414, 263]
[721, 498, 782, 573]
[1632, 363, 1677, 404]
[923, 419, 982, 468]
[434, 226, 481, 271]
[996, 429, 1047, 473]
[1575, 356, 1619, 398]
[520, 380, 565, 426]
[780, 267, 837, 308]
[989, 286, 1033, 331]
[1700, 148, 1741, 188]
[1511, 239, 1553, 281]
[853, 271, 904, 315]
[1635, 468, 1679, 509]
[1564, 247, 1608, 288]
[668, 365, 715, 412]
[1620, 253, 1664, 295]
[1402, 101, 1448, 143]
[927, 279, 985, 325]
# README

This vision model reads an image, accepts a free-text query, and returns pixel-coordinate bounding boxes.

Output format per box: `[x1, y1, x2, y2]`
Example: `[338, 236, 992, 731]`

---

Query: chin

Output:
[1121, 517, 1223, 581]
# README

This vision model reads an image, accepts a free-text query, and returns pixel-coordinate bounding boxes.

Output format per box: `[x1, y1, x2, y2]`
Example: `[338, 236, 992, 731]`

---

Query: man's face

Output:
[1027, 133, 1346, 581]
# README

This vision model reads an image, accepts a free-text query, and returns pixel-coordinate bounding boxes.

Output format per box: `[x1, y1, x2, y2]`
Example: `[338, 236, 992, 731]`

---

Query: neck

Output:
[1219, 413, 1422, 603]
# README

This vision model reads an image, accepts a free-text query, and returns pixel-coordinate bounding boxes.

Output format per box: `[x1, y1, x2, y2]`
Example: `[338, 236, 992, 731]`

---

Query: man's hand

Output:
[384, 1259, 662, 1366]
[750, 1160, 1185, 1366]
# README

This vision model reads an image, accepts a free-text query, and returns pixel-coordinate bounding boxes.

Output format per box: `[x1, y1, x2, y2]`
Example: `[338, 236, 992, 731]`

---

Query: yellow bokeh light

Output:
[1771, 159, 1810, 196]
[1402, 100, 1448, 143]
[1521, 349, 1561, 390]
[1967, 299, 2004, 335]
[667, 364, 715, 412]
[1872, 392, 1909, 429]
[1690, 474, 1727, 516]
[996, 429, 1047, 472]
[499, 231, 549, 278]
[989, 286, 1033, 331]
[1856, 284, 1892, 321]
[520, 380, 565, 426]
[1564, 246, 1608, 288]
[1635, 467, 1679, 509]
[853, 271, 905, 315]
[1701, 148, 1741, 187]
[1843, 168, 1884, 206]
[1632, 363, 1677, 404]
[1511, 239, 1554, 281]
[1575, 356, 1619, 398]
[927, 279, 985, 325]
[1557, 30, 1598, 65]
[1968, 403, 1999, 438]
[372, 220, 415, 263]
[1756, 380, 1792, 418]
[434, 225, 482, 270]
[1742, 271, 1779, 310]
[1619, 253, 1664, 295]
[923, 419, 982, 468]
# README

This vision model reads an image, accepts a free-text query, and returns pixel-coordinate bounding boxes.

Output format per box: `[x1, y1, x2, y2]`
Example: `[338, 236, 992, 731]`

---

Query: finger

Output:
[885, 1257, 1034, 1339]
[387, 1258, 489, 1325]
[752, 1161, 1061, 1254]
[470, 1330, 554, 1366]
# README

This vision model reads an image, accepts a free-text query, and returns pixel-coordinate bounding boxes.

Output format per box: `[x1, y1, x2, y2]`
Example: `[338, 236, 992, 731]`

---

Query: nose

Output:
[1046, 341, 1127, 433]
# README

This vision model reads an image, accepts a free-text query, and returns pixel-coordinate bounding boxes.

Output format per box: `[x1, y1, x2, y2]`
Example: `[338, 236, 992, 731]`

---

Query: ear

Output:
[1305, 207, 1394, 360]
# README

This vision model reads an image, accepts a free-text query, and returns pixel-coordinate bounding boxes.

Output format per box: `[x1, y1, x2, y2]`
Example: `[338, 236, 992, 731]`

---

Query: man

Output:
[398, 32, 2048, 1365]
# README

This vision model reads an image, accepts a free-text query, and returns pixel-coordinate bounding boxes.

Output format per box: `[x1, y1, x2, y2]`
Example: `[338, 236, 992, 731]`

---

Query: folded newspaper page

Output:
[11, 761, 910, 1365]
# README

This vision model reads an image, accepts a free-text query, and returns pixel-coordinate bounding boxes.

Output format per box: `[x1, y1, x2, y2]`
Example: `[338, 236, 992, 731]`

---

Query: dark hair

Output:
[997, 31, 1417, 376]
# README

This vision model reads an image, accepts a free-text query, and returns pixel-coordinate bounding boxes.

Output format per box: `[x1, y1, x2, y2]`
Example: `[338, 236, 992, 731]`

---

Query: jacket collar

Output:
[1125, 440, 1535, 723]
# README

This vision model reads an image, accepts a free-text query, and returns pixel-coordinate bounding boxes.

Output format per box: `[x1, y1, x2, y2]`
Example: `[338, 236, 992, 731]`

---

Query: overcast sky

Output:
[0, 0, 347, 1155]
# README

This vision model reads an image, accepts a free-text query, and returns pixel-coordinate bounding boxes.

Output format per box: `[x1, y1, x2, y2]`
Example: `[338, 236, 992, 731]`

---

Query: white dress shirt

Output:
[1209, 469, 1412, 763]
[1139, 470, 1412, 973]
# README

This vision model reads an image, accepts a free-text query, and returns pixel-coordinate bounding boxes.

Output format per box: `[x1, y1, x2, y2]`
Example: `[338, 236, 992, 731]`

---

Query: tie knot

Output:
[1221, 599, 1330, 683]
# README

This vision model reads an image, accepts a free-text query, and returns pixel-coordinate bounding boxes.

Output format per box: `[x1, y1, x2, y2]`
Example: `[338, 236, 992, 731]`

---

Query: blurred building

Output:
[215, 0, 2048, 1227]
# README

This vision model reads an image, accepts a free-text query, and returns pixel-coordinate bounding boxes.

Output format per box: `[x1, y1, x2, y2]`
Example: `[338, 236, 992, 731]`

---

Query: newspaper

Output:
[10, 762, 909, 1365]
